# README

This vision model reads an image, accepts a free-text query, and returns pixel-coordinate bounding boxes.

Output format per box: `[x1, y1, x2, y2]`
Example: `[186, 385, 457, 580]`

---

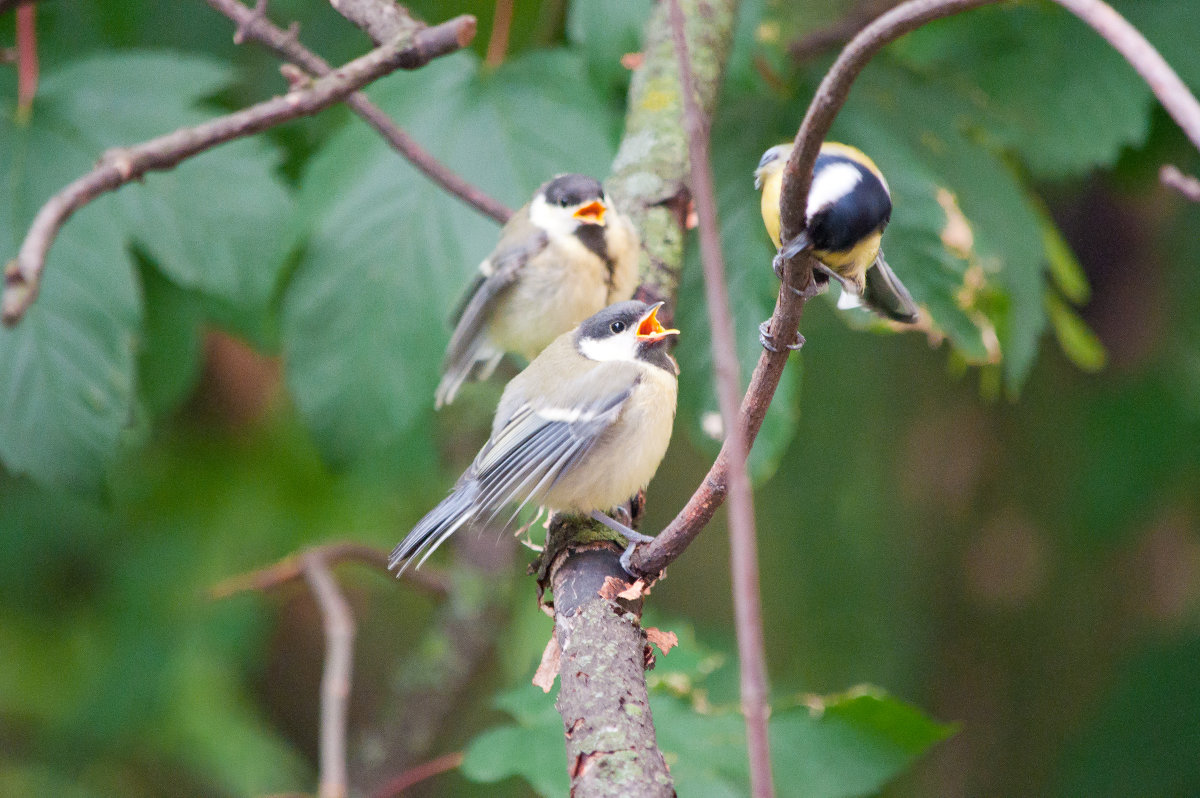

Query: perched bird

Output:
[436, 174, 640, 407]
[754, 141, 919, 325]
[393, 301, 679, 574]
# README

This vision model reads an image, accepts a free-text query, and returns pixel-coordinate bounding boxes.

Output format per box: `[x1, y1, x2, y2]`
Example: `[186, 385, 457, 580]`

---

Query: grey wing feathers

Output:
[390, 384, 632, 572]
[436, 228, 549, 407]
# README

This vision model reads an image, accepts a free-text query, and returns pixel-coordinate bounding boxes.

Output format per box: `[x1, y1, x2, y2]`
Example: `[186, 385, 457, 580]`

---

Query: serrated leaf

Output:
[282, 50, 620, 468]
[0, 52, 293, 489]
[893, 4, 1152, 179]
[460, 687, 568, 797]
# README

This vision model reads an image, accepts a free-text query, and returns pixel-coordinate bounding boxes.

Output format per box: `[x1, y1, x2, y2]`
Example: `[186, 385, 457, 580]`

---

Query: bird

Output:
[393, 300, 679, 574]
[436, 174, 640, 407]
[754, 141, 920, 330]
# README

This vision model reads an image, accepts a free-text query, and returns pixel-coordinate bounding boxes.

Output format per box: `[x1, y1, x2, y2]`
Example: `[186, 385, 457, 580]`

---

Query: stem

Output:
[666, 0, 773, 795]
[484, 0, 513, 68]
[15, 2, 37, 121]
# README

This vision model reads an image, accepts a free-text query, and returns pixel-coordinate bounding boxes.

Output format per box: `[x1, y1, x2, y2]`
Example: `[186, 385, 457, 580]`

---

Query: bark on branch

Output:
[2, 11, 477, 325]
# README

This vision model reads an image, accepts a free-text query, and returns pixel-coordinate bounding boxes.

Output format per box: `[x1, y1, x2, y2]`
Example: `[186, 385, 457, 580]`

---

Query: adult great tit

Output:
[755, 142, 920, 324]
[393, 301, 679, 574]
[436, 174, 640, 407]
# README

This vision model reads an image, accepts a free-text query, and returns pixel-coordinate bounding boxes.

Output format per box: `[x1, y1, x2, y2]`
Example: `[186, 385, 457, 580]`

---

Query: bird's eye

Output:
[610, 321, 627, 334]
[559, 198, 570, 208]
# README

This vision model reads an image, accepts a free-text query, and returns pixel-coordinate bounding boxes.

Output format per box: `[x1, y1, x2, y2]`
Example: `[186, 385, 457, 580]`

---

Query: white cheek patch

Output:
[807, 162, 863, 221]
[579, 331, 639, 362]
[529, 195, 581, 239]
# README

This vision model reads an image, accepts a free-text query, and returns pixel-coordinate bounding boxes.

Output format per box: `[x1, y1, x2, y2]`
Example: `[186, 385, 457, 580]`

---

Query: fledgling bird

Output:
[755, 141, 920, 325]
[436, 174, 640, 407]
[393, 301, 679, 574]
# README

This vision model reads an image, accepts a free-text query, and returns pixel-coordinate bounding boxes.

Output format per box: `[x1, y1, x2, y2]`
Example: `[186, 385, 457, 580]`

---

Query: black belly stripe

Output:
[575, 224, 617, 293]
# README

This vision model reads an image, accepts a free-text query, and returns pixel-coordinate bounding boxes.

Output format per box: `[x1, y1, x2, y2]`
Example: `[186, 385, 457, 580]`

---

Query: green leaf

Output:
[282, 50, 621, 468]
[0, 52, 294, 490]
[893, 4, 1153, 179]
[1045, 291, 1106, 372]
[566, 0, 654, 98]
[653, 688, 954, 798]
[461, 687, 569, 797]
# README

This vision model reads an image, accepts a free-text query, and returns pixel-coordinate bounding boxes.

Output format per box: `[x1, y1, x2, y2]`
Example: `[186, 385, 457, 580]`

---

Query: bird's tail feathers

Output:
[389, 481, 482, 574]
[862, 253, 920, 323]
[435, 341, 505, 408]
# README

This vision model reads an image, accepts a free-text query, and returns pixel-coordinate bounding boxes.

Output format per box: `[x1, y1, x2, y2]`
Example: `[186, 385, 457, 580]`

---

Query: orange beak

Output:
[636, 303, 679, 343]
[573, 200, 607, 226]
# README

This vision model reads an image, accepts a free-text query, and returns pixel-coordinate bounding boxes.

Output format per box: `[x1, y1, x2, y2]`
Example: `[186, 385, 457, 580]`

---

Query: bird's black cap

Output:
[542, 174, 605, 208]
[577, 301, 652, 341]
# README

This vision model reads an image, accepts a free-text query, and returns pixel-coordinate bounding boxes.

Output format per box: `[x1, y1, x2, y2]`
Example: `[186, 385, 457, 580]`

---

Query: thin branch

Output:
[484, 0, 513, 68]
[787, 0, 895, 63]
[303, 551, 358, 798]
[205, 0, 512, 224]
[1161, 164, 1200, 202]
[329, 0, 418, 46]
[667, 1, 773, 797]
[15, 2, 36, 120]
[208, 542, 450, 600]
[371, 751, 464, 798]
[1, 12, 476, 325]
[631, 0, 1200, 576]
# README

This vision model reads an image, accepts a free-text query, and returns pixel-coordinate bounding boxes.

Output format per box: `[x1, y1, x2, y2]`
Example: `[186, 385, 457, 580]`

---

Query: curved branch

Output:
[2, 13, 477, 325]
[205, 0, 512, 224]
[631, 0, 1200, 576]
[666, 1, 774, 796]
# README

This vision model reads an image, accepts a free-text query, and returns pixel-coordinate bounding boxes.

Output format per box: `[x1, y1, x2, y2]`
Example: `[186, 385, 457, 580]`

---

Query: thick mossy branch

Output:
[607, 0, 737, 313]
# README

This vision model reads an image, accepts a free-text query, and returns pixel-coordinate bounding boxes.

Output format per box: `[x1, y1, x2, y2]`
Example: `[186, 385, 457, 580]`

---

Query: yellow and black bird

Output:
[755, 142, 919, 325]
[395, 301, 679, 574]
[436, 174, 640, 407]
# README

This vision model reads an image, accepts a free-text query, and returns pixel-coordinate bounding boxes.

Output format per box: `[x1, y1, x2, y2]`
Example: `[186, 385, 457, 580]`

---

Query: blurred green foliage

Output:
[2, 0, 1199, 795]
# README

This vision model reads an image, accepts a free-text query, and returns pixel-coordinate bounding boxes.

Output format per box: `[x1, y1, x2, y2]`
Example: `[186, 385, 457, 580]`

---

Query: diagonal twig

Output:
[631, 0, 1200, 577]
[2, 12, 477, 325]
[370, 751, 464, 798]
[302, 550, 357, 798]
[1161, 164, 1200, 202]
[205, 0, 512, 225]
[666, 1, 774, 796]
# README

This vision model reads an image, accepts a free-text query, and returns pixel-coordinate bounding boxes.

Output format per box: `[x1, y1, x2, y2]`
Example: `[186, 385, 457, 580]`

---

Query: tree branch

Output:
[205, 0, 512, 224]
[2, 11, 477, 325]
[666, 1, 774, 796]
[541, 0, 738, 793]
[1161, 164, 1200, 202]
[302, 551, 358, 798]
[631, 0, 1200, 576]
[328, 0, 419, 46]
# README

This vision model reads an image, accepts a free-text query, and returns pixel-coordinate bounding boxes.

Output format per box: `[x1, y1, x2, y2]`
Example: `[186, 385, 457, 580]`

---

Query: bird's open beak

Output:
[573, 200, 607, 226]
[636, 302, 679, 343]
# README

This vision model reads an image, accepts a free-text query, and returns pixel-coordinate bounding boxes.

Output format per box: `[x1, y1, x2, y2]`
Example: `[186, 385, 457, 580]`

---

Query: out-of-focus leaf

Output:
[461, 687, 569, 797]
[566, 0, 654, 98]
[1045, 291, 1106, 372]
[282, 50, 620, 468]
[893, 4, 1152, 179]
[0, 53, 293, 490]
[653, 688, 954, 798]
[1040, 209, 1090, 304]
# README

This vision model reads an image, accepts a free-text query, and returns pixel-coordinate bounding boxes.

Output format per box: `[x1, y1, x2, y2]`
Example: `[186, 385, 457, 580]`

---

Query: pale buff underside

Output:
[488, 218, 639, 361]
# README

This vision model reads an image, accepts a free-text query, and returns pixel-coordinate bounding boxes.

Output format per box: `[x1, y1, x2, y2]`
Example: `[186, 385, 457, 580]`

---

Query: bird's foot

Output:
[759, 320, 806, 352]
[590, 510, 655, 576]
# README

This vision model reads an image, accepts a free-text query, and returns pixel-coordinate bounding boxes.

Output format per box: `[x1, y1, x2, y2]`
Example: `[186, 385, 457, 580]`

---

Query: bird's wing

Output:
[470, 364, 639, 523]
[444, 225, 550, 364]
